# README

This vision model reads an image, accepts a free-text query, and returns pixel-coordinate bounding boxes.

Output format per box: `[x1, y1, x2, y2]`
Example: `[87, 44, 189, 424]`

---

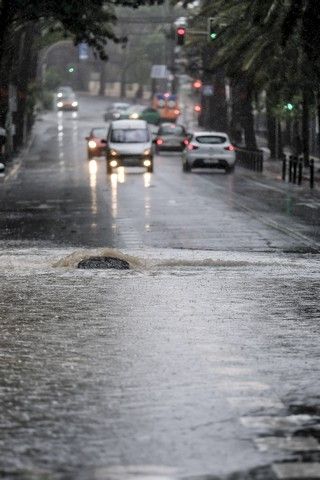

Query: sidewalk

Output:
[244, 156, 320, 193]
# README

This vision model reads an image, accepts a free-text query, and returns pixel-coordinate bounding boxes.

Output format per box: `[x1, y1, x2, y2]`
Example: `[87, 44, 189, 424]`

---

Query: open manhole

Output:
[78, 256, 130, 270]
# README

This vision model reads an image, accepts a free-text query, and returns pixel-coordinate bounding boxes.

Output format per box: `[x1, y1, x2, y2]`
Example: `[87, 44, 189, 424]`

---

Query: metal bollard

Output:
[288, 156, 293, 182]
[310, 158, 314, 189]
[259, 152, 263, 172]
[292, 156, 297, 184]
[282, 155, 287, 181]
[298, 158, 303, 185]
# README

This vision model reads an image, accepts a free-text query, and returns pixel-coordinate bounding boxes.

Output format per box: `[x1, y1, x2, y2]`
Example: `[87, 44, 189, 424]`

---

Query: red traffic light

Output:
[176, 26, 186, 45]
[193, 79, 202, 89]
[177, 27, 186, 36]
[194, 104, 201, 113]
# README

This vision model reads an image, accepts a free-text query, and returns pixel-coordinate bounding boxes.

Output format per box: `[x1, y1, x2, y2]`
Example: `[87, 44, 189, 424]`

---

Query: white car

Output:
[105, 120, 153, 173]
[182, 131, 236, 173]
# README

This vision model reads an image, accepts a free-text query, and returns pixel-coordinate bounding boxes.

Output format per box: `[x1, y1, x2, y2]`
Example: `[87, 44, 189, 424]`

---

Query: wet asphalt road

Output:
[0, 95, 319, 480]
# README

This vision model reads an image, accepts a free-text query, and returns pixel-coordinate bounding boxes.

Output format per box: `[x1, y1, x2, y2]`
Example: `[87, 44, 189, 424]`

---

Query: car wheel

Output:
[225, 165, 235, 174]
[147, 163, 154, 173]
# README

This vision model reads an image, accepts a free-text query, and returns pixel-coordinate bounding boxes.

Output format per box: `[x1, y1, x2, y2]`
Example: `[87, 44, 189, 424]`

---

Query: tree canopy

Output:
[0, 0, 164, 59]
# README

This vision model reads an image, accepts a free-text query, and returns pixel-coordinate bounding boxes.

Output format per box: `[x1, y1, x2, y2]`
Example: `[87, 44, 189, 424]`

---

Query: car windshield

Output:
[127, 105, 145, 113]
[92, 128, 106, 138]
[160, 125, 185, 135]
[111, 128, 149, 143]
[62, 93, 76, 100]
[111, 103, 129, 111]
[195, 135, 227, 144]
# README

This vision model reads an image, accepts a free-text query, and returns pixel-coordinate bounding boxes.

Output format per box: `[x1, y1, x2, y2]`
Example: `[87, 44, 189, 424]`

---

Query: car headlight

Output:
[113, 112, 120, 119]
[110, 149, 118, 156]
[57, 102, 63, 108]
[72, 101, 78, 107]
[129, 113, 139, 119]
[144, 149, 151, 156]
[88, 140, 97, 149]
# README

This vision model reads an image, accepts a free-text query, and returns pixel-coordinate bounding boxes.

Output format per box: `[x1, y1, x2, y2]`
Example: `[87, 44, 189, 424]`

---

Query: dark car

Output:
[104, 102, 130, 121]
[155, 123, 190, 152]
[85, 127, 108, 160]
[56, 91, 78, 111]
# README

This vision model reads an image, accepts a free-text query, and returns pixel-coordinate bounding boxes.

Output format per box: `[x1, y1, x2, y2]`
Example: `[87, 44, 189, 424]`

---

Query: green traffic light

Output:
[68, 67, 74, 73]
[286, 103, 294, 111]
[210, 32, 217, 40]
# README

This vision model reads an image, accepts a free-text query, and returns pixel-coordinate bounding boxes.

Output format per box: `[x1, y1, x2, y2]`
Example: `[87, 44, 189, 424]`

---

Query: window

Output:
[92, 128, 107, 138]
[111, 129, 149, 143]
[159, 125, 185, 135]
[195, 135, 227, 144]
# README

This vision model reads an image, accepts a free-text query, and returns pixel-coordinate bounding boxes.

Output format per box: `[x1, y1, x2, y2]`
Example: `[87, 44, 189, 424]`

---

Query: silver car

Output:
[182, 131, 236, 173]
[106, 120, 153, 173]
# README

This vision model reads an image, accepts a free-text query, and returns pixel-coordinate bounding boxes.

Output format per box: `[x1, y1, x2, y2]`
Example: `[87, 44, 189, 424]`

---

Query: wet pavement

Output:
[0, 95, 319, 479]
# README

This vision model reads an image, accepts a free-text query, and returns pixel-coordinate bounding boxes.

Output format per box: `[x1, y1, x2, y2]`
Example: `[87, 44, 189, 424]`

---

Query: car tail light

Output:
[187, 143, 198, 150]
[183, 138, 189, 146]
[224, 145, 236, 151]
[174, 109, 180, 115]
[156, 138, 164, 145]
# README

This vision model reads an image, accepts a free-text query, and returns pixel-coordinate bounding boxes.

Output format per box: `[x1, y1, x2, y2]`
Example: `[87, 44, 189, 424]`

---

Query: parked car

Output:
[104, 102, 130, 121]
[155, 123, 190, 152]
[105, 119, 153, 174]
[85, 127, 108, 160]
[56, 91, 78, 111]
[182, 131, 236, 173]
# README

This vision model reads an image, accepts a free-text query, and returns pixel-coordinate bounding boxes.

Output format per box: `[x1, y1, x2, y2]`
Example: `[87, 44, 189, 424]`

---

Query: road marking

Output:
[255, 436, 320, 452]
[228, 397, 284, 411]
[241, 414, 318, 430]
[217, 381, 270, 392]
[272, 463, 320, 479]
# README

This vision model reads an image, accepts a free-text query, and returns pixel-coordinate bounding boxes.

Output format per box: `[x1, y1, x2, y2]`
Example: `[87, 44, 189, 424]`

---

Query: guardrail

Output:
[282, 155, 315, 189]
[235, 148, 263, 172]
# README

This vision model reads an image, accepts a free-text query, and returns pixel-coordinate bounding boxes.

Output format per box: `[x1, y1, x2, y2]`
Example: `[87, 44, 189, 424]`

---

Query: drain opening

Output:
[78, 256, 130, 270]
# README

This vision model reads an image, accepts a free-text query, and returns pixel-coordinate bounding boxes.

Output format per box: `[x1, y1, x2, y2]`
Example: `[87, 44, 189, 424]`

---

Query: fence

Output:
[282, 155, 315, 189]
[236, 148, 264, 172]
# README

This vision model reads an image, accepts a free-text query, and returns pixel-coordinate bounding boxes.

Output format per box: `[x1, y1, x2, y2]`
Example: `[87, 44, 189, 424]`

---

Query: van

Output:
[106, 120, 153, 173]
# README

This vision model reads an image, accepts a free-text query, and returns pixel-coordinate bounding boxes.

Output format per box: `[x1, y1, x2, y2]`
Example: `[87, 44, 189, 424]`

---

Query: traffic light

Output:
[176, 26, 186, 46]
[67, 64, 76, 73]
[193, 79, 202, 89]
[284, 102, 294, 111]
[208, 18, 217, 41]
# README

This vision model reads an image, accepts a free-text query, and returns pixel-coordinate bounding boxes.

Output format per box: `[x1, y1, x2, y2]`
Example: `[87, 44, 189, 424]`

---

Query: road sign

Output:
[79, 43, 89, 60]
[202, 84, 214, 96]
[151, 65, 168, 79]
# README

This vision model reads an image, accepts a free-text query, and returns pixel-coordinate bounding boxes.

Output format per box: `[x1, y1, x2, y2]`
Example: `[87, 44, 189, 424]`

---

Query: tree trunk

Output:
[266, 104, 276, 157]
[302, 89, 310, 165]
[99, 61, 106, 96]
[317, 90, 320, 157]
[0, 1, 11, 129]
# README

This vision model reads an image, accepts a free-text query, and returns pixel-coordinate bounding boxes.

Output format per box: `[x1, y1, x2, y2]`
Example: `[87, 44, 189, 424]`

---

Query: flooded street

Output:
[0, 96, 319, 479]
